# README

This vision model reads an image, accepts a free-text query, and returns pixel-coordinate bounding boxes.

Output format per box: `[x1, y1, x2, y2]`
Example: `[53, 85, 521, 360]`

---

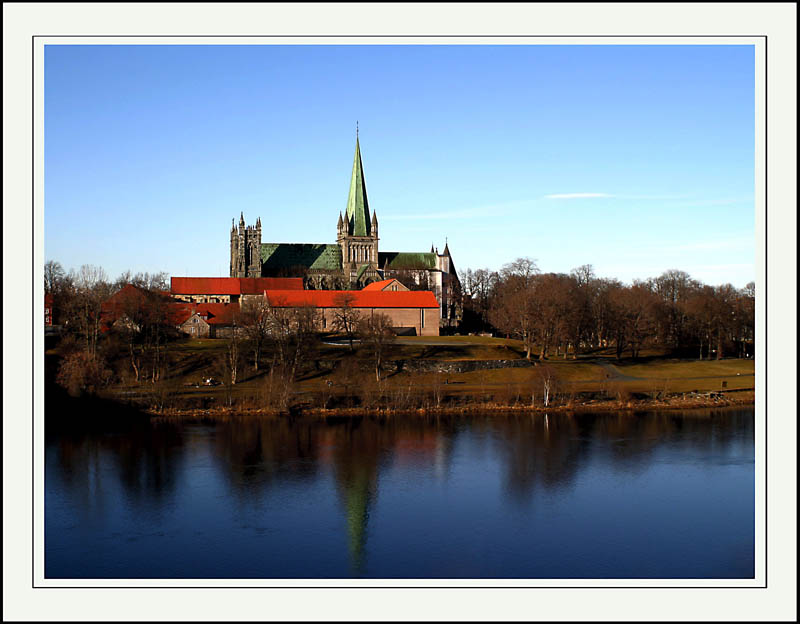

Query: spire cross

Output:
[356, 120, 359, 138]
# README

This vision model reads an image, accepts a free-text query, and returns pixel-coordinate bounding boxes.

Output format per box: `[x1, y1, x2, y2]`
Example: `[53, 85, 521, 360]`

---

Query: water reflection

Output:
[46, 408, 754, 578]
[210, 418, 323, 495]
[48, 419, 185, 509]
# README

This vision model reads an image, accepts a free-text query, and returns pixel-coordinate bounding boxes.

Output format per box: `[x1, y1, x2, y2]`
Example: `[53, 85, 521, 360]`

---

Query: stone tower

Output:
[229, 213, 262, 277]
[337, 135, 379, 284]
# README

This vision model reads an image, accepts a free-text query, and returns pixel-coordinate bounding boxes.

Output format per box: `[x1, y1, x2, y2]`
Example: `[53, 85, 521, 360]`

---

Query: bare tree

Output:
[534, 362, 559, 407]
[56, 351, 113, 396]
[569, 264, 598, 356]
[488, 257, 540, 359]
[462, 267, 500, 332]
[240, 296, 271, 370]
[530, 273, 575, 360]
[736, 282, 755, 358]
[332, 292, 360, 351]
[611, 281, 658, 359]
[61, 264, 111, 357]
[108, 285, 175, 383]
[358, 313, 396, 382]
[44, 260, 65, 294]
[650, 269, 697, 350]
[114, 270, 170, 293]
[711, 284, 738, 360]
[262, 303, 320, 407]
[226, 320, 242, 385]
[685, 285, 717, 360]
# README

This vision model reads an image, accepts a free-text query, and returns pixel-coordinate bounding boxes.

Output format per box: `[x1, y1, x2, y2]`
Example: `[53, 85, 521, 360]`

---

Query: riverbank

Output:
[147, 389, 754, 420]
[47, 336, 756, 422]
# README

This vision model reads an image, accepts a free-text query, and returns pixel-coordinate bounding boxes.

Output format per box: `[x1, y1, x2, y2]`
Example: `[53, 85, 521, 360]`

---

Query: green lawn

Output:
[615, 358, 754, 379]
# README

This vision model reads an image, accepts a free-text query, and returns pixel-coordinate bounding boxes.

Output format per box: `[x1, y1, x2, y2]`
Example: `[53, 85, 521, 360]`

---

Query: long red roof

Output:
[170, 277, 303, 295]
[264, 289, 439, 309]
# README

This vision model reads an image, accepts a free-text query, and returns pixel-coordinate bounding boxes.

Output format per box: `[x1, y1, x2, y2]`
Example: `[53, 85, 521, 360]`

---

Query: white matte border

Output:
[4, 3, 796, 622]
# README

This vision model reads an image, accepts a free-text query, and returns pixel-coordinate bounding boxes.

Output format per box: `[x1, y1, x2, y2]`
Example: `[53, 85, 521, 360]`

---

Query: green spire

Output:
[345, 136, 371, 237]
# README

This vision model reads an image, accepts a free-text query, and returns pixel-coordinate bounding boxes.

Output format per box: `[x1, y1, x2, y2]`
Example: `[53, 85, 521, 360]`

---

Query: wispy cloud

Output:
[544, 193, 613, 200]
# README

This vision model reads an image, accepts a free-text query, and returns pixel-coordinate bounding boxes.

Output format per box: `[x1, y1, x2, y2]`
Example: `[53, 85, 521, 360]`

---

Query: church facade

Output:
[230, 135, 461, 327]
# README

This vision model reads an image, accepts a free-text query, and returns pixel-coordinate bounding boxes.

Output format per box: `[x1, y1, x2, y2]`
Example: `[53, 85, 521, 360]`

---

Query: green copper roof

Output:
[379, 252, 438, 270]
[356, 263, 370, 280]
[261, 243, 342, 271]
[345, 138, 371, 237]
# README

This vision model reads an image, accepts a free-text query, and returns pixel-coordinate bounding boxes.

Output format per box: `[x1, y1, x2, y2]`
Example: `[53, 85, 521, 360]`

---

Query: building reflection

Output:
[317, 417, 455, 574]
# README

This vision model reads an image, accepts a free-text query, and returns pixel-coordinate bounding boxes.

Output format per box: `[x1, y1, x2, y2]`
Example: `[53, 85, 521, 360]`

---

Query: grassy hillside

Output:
[48, 334, 755, 413]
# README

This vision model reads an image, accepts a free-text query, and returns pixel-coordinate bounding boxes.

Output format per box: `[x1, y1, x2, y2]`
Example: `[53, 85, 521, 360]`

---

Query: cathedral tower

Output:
[337, 134, 379, 285]
[229, 213, 262, 277]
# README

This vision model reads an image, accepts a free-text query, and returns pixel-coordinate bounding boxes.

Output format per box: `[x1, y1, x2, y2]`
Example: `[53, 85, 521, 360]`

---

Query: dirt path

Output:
[593, 359, 641, 381]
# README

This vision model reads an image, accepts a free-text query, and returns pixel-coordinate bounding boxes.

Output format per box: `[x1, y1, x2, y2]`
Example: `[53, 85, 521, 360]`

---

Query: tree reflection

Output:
[494, 413, 586, 502]
[210, 418, 323, 500]
[46, 416, 186, 541]
[493, 409, 754, 503]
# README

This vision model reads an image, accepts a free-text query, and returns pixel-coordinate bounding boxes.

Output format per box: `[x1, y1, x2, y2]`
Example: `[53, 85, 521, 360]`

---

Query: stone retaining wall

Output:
[393, 359, 533, 374]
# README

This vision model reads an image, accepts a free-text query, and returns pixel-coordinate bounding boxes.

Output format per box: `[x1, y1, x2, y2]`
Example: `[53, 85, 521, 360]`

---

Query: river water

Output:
[45, 408, 754, 579]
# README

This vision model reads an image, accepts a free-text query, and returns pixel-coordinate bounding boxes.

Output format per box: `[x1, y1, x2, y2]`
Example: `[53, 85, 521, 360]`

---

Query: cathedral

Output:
[230, 134, 461, 327]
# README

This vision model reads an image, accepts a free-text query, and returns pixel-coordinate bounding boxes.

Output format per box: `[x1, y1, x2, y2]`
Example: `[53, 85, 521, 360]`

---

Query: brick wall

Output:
[318, 306, 439, 336]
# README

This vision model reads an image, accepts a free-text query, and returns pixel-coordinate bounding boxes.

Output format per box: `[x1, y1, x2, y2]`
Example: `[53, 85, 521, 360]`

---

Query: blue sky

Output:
[44, 44, 755, 287]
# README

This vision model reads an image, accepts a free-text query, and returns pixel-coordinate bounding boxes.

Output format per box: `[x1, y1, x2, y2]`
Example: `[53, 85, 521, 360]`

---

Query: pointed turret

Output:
[443, 239, 450, 256]
[371, 210, 378, 234]
[430, 244, 435, 254]
[345, 136, 371, 236]
[337, 211, 344, 231]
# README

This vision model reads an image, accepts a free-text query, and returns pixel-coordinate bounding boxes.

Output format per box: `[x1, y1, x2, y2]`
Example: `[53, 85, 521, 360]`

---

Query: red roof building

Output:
[170, 277, 303, 303]
[264, 289, 440, 336]
[173, 302, 242, 338]
[45, 293, 54, 326]
[264, 289, 438, 309]
[100, 284, 168, 332]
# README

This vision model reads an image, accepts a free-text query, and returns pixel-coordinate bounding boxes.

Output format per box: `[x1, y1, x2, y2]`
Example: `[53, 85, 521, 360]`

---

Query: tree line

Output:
[44, 257, 755, 408]
[44, 261, 396, 403]
[45, 261, 174, 396]
[461, 259, 755, 361]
